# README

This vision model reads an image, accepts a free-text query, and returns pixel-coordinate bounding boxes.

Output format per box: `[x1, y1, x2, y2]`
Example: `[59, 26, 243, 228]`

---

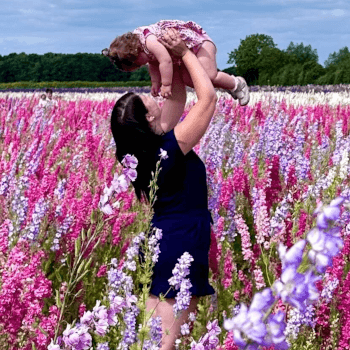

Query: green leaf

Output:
[75, 236, 81, 257]
[54, 269, 62, 283]
[76, 269, 90, 283]
[55, 289, 62, 308]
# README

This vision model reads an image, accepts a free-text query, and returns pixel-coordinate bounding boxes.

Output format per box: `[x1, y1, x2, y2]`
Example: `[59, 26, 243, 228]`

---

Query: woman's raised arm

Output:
[158, 28, 217, 155]
[159, 64, 187, 133]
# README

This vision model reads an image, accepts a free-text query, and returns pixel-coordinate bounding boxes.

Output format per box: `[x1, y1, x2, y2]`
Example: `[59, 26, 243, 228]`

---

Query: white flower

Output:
[159, 148, 168, 160]
[101, 204, 113, 215]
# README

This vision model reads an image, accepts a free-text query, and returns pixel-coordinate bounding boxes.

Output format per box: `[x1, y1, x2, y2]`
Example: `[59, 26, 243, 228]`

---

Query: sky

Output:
[1, 0, 349, 70]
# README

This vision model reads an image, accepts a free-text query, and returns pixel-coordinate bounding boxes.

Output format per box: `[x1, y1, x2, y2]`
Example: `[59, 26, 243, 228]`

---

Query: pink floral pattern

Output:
[133, 19, 215, 65]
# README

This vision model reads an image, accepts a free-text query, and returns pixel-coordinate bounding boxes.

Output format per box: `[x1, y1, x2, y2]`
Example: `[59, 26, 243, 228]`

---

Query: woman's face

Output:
[140, 95, 164, 135]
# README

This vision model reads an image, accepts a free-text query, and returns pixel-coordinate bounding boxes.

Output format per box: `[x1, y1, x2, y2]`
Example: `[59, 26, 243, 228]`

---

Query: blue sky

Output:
[1, 0, 349, 69]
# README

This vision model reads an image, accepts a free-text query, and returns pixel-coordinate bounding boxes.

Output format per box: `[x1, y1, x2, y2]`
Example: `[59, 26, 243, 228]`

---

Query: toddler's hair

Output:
[102, 32, 141, 71]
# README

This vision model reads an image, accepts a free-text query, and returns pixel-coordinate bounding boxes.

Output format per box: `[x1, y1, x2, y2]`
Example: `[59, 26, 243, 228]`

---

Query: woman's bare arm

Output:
[160, 64, 186, 133]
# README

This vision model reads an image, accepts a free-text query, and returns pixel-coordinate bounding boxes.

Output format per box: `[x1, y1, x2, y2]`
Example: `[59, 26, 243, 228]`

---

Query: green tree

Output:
[227, 33, 277, 84]
[130, 66, 150, 81]
[283, 42, 319, 65]
[255, 47, 290, 77]
[302, 61, 325, 84]
[324, 46, 350, 69]
[221, 66, 237, 76]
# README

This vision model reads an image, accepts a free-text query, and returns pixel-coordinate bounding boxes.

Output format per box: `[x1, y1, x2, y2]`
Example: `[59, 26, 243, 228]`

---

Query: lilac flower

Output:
[23, 198, 49, 241]
[188, 312, 196, 322]
[80, 311, 94, 325]
[48, 341, 61, 350]
[111, 174, 129, 194]
[159, 148, 168, 160]
[149, 316, 162, 345]
[168, 252, 194, 316]
[272, 266, 309, 311]
[107, 294, 125, 325]
[62, 323, 92, 350]
[250, 288, 275, 314]
[122, 154, 138, 169]
[121, 305, 140, 349]
[278, 240, 306, 269]
[284, 304, 315, 340]
[206, 319, 221, 336]
[97, 343, 110, 350]
[51, 215, 74, 251]
[168, 252, 194, 290]
[173, 279, 193, 316]
[123, 167, 137, 182]
[148, 227, 163, 264]
[321, 274, 339, 302]
[181, 323, 190, 335]
[262, 311, 289, 350]
[54, 178, 67, 201]
[307, 228, 343, 273]
[224, 303, 266, 348]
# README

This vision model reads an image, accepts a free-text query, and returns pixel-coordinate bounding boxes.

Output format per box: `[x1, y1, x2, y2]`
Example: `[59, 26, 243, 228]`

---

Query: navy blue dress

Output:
[148, 129, 215, 298]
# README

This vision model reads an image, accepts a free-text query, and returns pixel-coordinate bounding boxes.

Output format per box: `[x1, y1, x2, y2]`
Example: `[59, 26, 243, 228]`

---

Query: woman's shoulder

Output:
[160, 129, 186, 158]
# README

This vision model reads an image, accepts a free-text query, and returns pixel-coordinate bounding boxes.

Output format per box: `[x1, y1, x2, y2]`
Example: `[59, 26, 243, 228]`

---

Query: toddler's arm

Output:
[145, 35, 173, 98]
[148, 62, 161, 97]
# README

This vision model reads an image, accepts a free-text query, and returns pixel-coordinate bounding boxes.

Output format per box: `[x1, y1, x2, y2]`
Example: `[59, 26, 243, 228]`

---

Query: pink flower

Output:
[97, 264, 107, 278]
[253, 266, 266, 290]
[234, 214, 254, 261]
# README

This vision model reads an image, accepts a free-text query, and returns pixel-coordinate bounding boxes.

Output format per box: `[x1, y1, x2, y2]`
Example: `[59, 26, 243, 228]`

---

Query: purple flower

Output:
[111, 174, 129, 193]
[173, 279, 193, 316]
[159, 148, 169, 160]
[304, 269, 321, 304]
[80, 311, 94, 325]
[123, 167, 137, 182]
[168, 252, 194, 290]
[316, 197, 343, 229]
[278, 240, 306, 269]
[272, 266, 309, 311]
[97, 343, 110, 350]
[122, 154, 138, 169]
[206, 319, 221, 336]
[149, 316, 162, 344]
[224, 303, 266, 347]
[307, 228, 343, 273]
[62, 324, 92, 350]
[262, 311, 289, 350]
[181, 323, 190, 335]
[94, 318, 109, 336]
[250, 288, 275, 314]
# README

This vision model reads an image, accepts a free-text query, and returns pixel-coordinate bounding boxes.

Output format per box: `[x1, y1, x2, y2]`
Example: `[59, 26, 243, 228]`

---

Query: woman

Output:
[110, 28, 217, 350]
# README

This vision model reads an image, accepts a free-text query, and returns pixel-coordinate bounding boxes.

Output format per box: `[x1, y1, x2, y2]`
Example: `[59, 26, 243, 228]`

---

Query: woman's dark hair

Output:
[102, 32, 141, 71]
[110, 92, 162, 202]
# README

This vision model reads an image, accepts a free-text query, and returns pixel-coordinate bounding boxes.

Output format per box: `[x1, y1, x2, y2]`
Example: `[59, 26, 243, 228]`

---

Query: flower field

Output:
[0, 88, 350, 350]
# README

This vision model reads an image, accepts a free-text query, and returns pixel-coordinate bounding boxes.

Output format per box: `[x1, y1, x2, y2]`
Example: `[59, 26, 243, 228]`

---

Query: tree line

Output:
[0, 34, 349, 85]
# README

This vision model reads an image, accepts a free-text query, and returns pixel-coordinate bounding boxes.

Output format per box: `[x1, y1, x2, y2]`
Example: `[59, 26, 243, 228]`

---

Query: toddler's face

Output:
[120, 62, 141, 72]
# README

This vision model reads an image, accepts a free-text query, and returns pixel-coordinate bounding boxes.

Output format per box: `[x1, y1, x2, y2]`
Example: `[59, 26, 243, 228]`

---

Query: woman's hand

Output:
[157, 28, 189, 58]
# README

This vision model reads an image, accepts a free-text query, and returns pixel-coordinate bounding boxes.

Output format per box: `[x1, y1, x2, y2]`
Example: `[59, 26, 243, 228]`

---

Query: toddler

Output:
[102, 20, 249, 106]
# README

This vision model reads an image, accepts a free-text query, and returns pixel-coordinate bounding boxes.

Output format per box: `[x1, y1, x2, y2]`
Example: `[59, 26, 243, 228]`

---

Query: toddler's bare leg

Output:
[146, 294, 199, 350]
[197, 41, 237, 90]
